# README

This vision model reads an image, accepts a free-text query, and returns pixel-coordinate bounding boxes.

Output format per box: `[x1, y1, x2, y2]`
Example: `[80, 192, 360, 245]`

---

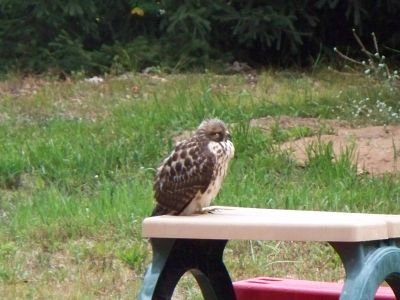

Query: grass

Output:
[0, 68, 400, 298]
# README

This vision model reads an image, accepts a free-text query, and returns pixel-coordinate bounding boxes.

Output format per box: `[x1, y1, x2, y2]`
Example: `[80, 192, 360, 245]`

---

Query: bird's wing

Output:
[152, 141, 216, 216]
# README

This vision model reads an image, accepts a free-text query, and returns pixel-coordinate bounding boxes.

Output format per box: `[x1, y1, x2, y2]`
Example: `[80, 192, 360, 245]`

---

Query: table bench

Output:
[234, 277, 395, 299]
[138, 206, 400, 300]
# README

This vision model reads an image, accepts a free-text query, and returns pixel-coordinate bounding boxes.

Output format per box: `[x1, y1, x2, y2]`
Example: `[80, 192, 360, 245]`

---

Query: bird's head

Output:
[195, 119, 232, 142]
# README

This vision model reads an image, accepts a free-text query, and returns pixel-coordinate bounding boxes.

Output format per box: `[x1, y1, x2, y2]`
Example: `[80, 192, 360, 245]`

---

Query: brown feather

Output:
[152, 137, 216, 216]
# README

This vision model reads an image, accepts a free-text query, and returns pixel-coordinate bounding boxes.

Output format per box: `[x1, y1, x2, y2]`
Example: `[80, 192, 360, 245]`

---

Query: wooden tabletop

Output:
[142, 206, 400, 242]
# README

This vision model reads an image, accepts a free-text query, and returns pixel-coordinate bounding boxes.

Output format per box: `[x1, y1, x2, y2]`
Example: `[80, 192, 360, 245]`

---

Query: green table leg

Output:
[139, 238, 236, 300]
[330, 239, 400, 300]
[139, 239, 176, 300]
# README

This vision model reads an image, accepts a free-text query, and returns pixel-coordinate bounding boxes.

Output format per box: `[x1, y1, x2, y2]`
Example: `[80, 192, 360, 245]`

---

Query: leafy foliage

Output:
[0, 0, 399, 73]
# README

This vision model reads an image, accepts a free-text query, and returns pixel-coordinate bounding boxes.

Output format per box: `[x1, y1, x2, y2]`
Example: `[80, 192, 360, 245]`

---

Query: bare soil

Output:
[251, 116, 400, 175]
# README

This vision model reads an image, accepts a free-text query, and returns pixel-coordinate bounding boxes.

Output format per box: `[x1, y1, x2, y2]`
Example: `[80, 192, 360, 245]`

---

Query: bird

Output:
[152, 119, 235, 216]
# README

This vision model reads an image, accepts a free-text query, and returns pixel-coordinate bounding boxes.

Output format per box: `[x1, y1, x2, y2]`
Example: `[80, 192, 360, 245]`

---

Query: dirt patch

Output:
[251, 116, 400, 175]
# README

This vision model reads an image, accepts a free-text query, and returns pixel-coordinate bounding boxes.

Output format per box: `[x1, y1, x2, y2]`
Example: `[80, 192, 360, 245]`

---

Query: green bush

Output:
[0, 0, 399, 74]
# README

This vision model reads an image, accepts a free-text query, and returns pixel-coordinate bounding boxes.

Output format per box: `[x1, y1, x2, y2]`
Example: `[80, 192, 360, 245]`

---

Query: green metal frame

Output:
[139, 238, 400, 300]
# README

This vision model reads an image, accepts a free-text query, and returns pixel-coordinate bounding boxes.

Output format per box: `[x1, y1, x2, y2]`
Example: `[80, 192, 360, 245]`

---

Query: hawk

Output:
[152, 119, 235, 216]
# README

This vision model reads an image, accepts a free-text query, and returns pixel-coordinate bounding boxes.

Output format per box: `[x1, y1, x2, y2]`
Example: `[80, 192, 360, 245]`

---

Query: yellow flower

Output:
[131, 7, 144, 16]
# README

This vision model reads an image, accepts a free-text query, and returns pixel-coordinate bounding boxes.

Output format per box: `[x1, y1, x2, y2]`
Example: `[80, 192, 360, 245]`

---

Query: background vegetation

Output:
[0, 67, 400, 297]
[1, 0, 400, 74]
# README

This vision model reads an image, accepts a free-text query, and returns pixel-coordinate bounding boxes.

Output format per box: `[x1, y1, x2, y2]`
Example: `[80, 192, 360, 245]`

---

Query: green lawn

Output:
[0, 69, 400, 298]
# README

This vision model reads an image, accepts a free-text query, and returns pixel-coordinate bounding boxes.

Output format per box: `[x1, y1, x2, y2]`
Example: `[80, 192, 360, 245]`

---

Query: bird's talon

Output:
[201, 207, 219, 214]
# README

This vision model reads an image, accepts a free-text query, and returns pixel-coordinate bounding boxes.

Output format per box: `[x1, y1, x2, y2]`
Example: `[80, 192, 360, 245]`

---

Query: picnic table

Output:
[138, 206, 400, 300]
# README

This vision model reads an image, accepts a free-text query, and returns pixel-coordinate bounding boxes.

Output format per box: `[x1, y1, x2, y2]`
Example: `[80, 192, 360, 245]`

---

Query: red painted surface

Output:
[233, 277, 395, 300]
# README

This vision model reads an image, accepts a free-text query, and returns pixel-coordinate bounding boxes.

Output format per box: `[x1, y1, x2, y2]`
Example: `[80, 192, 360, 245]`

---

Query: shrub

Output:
[0, 0, 399, 74]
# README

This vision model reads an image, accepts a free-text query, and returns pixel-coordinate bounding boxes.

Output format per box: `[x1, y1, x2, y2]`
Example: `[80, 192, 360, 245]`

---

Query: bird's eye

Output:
[211, 132, 223, 141]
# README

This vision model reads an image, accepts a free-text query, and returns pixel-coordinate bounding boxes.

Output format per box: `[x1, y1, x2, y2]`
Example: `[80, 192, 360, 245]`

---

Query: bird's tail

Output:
[151, 204, 172, 216]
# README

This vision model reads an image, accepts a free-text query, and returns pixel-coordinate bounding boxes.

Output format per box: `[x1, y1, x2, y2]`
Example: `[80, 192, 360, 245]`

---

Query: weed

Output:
[334, 29, 399, 86]
[333, 29, 400, 124]
[118, 244, 148, 271]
